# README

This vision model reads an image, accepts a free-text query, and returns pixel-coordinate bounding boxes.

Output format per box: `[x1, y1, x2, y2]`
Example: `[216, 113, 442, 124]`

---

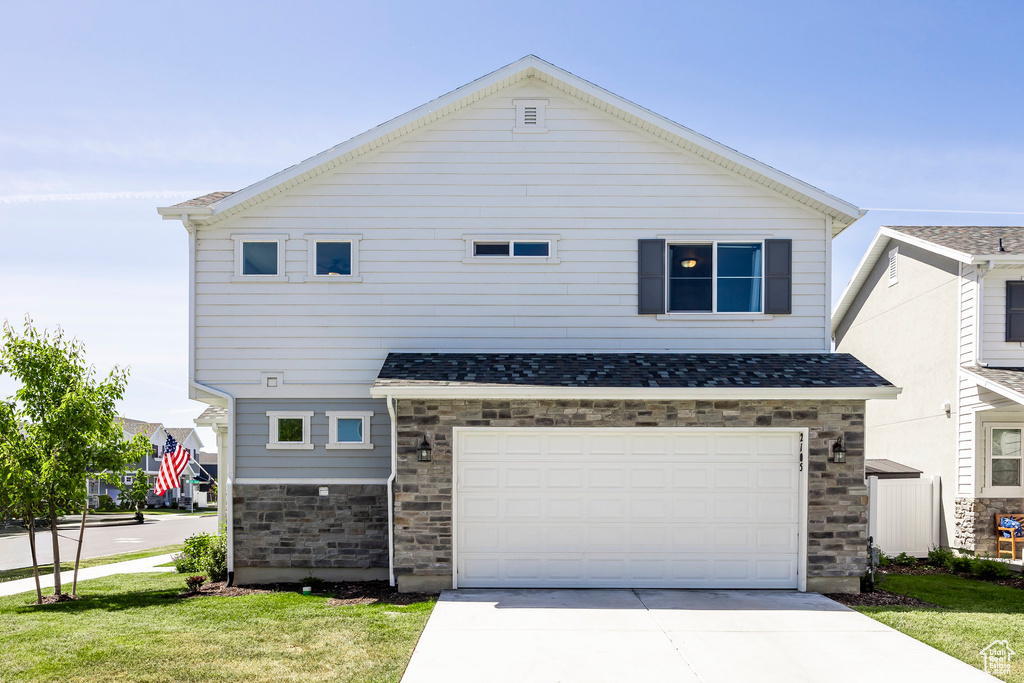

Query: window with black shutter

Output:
[1006, 281, 1024, 342]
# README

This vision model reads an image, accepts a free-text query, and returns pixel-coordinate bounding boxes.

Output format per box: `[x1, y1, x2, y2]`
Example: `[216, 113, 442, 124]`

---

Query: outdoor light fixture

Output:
[681, 259, 698, 268]
[417, 437, 432, 462]
[831, 436, 847, 464]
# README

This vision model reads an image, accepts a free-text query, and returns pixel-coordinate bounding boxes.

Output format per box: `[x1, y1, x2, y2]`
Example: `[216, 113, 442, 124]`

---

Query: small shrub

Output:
[877, 550, 891, 567]
[301, 575, 327, 592]
[927, 547, 955, 568]
[175, 533, 212, 574]
[949, 555, 974, 573]
[892, 552, 916, 566]
[97, 494, 117, 512]
[185, 575, 207, 592]
[204, 531, 227, 582]
[972, 557, 1012, 580]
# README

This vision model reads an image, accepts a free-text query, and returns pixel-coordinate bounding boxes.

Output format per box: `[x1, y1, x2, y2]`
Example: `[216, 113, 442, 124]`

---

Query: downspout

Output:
[183, 215, 237, 586]
[976, 260, 993, 367]
[386, 394, 397, 586]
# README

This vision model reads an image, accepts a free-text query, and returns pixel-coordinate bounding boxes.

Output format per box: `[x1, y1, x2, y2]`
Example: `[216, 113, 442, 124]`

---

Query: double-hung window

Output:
[988, 424, 1022, 488]
[668, 242, 763, 313]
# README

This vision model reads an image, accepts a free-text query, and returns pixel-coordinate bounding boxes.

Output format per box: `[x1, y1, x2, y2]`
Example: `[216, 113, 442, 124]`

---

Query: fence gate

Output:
[867, 475, 940, 558]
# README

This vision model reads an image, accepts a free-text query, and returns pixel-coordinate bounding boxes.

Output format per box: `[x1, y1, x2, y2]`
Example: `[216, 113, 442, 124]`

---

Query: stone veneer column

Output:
[955, 496, 1023, 556]
[393, 399, 868, 593]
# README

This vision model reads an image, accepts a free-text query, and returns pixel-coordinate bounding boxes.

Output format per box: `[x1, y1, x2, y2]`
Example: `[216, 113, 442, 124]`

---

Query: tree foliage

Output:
[0, 317, 151, 600]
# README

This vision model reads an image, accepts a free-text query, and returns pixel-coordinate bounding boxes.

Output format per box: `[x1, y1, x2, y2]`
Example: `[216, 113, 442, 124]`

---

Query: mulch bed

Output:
[826, 589, 937, 608]
[174, 579, 436, 605]
[37, 593, 78, 604]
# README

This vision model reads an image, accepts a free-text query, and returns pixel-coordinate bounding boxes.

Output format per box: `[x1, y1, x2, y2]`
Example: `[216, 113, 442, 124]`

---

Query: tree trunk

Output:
[26, 514, 42, 604]
[71, 505, 87, 596]
[47, 498, 62, 596]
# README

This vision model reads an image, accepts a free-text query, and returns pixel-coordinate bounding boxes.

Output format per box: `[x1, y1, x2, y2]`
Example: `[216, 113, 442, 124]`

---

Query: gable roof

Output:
[370, 352, 898, 399]
[832, 225, 1024, 337]
[158, 55, 862, 234]
[118, 417, 162, 438]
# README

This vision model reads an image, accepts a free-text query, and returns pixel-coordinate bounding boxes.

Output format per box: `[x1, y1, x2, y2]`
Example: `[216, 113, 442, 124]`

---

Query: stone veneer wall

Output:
[393, 399, 868, 593]
[233, 484, 388, 571]
[955, 497, 1024, 555]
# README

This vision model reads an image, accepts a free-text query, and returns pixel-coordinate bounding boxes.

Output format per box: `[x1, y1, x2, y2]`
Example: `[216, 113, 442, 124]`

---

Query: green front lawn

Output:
[0, 544, 184, 583]
[0, 572, 434, 682]
[858, 573, 1024, 681]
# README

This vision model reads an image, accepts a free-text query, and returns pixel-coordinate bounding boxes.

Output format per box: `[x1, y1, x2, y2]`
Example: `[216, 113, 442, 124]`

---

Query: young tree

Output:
[0, 402, 46, 603]
[121, 468, 150, 521]
[0, 317, 150, 600]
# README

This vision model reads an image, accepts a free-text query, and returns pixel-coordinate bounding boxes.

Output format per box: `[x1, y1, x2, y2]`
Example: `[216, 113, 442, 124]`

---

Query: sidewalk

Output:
[0, 553, 176, 597]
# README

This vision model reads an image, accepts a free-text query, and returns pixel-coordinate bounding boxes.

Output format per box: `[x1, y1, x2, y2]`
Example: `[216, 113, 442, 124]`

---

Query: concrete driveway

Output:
[402, 589, 997, 683]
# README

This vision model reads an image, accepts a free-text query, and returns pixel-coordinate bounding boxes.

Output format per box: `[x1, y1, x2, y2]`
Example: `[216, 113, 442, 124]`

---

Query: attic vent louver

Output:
[888, 247, 899, 287]
[513, 99, 548, 133]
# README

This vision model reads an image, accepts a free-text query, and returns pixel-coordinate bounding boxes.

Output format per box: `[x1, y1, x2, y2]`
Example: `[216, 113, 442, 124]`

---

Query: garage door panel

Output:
[457, 429, 801, 589]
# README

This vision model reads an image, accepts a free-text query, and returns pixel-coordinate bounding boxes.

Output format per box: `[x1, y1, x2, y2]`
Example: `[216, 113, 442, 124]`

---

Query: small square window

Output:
[266, 411, 313, 450]
[315, 241, 352, 276]
[242, 241, 279, 275]
[327, 411, 374, 450]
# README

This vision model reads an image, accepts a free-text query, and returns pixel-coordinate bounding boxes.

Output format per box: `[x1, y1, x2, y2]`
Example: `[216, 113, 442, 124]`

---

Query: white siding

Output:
[193, 81, 831, 398]
[957, 383, 1017, 496]
[980, 267, 1024, 367]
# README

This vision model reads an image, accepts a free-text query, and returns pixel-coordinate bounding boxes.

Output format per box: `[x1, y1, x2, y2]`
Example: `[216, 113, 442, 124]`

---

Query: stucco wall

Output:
[835, 240, 959, 545]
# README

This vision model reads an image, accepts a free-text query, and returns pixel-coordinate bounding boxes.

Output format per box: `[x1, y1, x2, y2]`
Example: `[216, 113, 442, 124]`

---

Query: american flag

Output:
[154, 433, 190, 496]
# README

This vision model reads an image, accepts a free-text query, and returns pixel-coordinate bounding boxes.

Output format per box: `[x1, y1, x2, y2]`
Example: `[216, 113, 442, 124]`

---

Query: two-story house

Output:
[158, 56, 897, 593]
[833, 226, 1024, 557]
[87, 418, 203, 507]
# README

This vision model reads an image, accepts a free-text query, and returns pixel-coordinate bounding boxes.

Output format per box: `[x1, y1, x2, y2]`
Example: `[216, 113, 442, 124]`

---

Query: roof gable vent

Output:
[513, 99, 548, 134]
[888, 247, 899, 287]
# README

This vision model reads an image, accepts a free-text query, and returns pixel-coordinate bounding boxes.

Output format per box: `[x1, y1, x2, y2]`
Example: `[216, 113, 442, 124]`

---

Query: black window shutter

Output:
[637, 239, 666, 314]
[1006, 281, 1024, 342]
[764, 239, 792, 314]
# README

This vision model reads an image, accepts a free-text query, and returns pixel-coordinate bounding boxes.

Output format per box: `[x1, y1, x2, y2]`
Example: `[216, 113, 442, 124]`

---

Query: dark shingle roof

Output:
[865, 459, 922, 478]
[374, 353, 894, 389]
[964, 366, 1024, 397]
[888, 226, 1024, 256]
[167, 191, 235, 209]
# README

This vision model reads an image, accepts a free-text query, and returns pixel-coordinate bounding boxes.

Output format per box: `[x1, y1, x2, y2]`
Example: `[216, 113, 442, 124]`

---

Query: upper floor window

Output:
[305, 234, 362, 281]
[463, 234, 560, 263]
[474, 240, 550, 258]
[315, 241, 352, 276]
[326, 411, 374, 450]
[668, 242, 763, 313]
[233, 234, 286, 281]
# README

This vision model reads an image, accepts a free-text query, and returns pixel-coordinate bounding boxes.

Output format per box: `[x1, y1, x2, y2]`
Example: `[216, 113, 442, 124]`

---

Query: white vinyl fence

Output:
[867, 475, 940, 558]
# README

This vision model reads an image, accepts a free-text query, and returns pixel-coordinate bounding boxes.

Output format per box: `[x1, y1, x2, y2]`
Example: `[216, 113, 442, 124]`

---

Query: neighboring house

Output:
[833, 225, 1024, 556]
[158, 56, 898, 593]
[87, 417, 203, 507]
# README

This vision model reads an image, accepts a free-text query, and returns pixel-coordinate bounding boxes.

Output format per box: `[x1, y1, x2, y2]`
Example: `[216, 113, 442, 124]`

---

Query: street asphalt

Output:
[0, 514, 218, 570]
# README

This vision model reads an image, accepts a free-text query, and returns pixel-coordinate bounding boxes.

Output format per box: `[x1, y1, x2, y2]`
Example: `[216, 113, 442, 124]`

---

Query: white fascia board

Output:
[970, 255, 1024, 266]
[165, 55, 861, 230]
[831, 231, 891, 337]
[156, 206, 214, 218]
[879, 227, 973, 264]
[961, 368, 1024, 407]
[368, 384, 901, 401]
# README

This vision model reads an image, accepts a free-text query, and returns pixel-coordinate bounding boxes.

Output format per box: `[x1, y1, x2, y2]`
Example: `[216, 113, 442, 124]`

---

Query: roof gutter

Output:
[369, 385, 902, 401]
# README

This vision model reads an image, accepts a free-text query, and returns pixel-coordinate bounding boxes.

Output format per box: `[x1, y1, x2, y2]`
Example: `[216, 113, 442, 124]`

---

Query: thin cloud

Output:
[0, 190, 204, 204]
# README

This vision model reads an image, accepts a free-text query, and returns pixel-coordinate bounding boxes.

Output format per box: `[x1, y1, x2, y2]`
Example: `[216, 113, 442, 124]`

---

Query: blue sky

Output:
[2, 1, 1022, 449]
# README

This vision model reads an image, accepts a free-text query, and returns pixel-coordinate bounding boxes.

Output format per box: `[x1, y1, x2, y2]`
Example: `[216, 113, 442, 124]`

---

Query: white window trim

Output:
[304, 234, 363, 282]
[513, 99, 548, 133]
[326, 411, 374, 450]
[462, 234, 561, 264]
[983, 422, 1024, 495]
[123, 475, 134, 485]
[266, 410, 314, 450]
[664, 240, 766, 315]
[232, 234, 287, 282]
[888, 247, 899, 287]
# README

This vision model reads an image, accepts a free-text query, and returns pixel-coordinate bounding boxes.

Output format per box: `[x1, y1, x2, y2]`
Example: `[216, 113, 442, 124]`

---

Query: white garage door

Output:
[456, 429, 802, 589]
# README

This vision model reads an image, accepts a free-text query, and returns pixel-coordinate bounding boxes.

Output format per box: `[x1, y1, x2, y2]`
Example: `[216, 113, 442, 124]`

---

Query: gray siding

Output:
[235, 398, 390, 480]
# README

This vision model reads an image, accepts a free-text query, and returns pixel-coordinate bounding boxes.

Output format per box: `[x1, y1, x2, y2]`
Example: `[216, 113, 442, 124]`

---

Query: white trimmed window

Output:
[87, 479, 99, 495]
[123, 475, 134, 485]
[463, 235, 560, 263]
[266, 411, 314, 450]
[305, 234, 362, 280]
[326, 411, 374, 449]
[987, 424, 1022, 489]
[233, 234, 287, 281]
[888, 247, 899, 286]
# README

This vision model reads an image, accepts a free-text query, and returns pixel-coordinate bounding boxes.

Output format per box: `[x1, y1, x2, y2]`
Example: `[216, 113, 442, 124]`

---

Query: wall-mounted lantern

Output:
[830, 436, 847, 464]
[417, 437, 432, 462]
